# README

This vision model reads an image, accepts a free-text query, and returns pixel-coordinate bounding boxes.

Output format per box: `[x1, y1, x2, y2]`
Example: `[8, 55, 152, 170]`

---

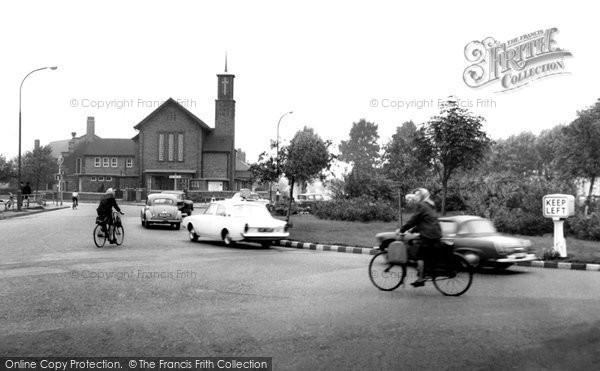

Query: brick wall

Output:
[203, 153, 228, 178]
[139, 103, 203, 175]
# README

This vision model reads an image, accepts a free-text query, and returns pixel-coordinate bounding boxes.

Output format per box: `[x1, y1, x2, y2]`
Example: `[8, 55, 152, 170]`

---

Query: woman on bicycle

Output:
[96, 188, 122, 244]
[400, 188, 442, 287]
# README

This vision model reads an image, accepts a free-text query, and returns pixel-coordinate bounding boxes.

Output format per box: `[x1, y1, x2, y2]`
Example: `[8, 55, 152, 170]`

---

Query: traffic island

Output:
[273, 240, 600, 271]
[0, 205, 70, 220]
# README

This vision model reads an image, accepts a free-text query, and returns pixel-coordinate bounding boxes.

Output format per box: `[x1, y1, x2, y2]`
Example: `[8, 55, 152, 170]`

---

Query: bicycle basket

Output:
[387, 241, 407, 264]
[113, 213, 122, 227]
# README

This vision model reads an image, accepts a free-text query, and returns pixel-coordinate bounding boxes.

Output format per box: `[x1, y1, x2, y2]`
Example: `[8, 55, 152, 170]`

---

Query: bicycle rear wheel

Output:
[432, 254, 473, 296]
[113, 225, 125, 246]
[369, 252, 406, 291]
[93, 224, 107, 248]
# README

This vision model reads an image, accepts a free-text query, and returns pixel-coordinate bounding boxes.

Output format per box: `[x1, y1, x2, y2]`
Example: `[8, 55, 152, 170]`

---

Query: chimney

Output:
[68, 132, 77, 151]
[34, 139, 40, 150]
[87, 117, 95, 138]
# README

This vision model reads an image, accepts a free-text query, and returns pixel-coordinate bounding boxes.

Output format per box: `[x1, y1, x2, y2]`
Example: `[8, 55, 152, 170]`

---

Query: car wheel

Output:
[142, 217, 147, 228]
[261, 241, 271, 248]
[188, 225, 199, 242]
[174, 222, 180, 230]
[495, 263, 513, 270]
[222, 230, 234, 246]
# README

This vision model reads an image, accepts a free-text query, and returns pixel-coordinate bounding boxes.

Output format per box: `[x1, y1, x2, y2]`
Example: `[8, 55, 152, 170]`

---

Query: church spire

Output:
[224, 52, 228, 73]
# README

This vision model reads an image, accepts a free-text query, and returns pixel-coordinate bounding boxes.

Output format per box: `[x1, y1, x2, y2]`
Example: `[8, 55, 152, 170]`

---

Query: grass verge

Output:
[285, 214, 600, 264]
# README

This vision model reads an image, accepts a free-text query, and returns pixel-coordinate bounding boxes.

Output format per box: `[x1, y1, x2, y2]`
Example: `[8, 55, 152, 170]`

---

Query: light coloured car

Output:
[141, 193, 182, 229]
[185, 199, 289, 247]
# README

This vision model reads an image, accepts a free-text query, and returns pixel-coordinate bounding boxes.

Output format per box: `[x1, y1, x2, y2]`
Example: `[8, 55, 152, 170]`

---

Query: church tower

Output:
[215, 56, 235, 138]
[214, 55, 236, 189]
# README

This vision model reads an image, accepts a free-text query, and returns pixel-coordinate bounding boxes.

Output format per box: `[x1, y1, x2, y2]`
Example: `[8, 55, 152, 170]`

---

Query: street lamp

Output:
[18, 66, 58, 211]
[276, 111, 293, 201]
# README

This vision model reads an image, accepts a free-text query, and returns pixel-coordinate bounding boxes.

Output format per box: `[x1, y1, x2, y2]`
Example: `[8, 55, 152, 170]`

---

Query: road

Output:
[1, 204, 600, 370]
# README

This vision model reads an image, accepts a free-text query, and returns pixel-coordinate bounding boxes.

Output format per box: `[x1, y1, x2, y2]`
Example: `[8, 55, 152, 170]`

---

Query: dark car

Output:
[161, 190, 194, 216]
[375, 215, 537, 269]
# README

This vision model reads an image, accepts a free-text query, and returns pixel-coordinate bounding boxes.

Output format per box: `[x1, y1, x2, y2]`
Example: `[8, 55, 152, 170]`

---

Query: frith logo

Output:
[463, 28, 572, 92]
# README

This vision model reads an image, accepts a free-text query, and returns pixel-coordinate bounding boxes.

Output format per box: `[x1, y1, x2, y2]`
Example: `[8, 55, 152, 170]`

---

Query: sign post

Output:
[57, 156, 64, 206]
[542, 194, 575, 258]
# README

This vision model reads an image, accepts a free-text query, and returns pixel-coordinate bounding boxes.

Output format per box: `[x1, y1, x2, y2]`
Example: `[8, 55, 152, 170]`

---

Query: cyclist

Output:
[72, 189, 79, 209]
[96, 188, 123, 244]
[400, 188, 442, 287]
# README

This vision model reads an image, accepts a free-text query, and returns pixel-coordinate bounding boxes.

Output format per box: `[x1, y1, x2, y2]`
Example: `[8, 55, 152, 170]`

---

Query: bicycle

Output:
[93, 211, 125, 247]
[4, 193, 15, 210]
[369, 233, 474, 296]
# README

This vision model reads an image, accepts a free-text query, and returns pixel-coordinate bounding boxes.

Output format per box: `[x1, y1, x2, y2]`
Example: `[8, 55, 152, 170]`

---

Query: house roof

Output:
[133, 97, 212, 131]
[47, 139, 70, 158]
[204, 135, 233, 152]
[82, 139, 136, 156]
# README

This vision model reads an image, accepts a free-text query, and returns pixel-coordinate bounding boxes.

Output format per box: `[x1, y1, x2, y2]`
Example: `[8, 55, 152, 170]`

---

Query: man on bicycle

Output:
[400, 188, 442, 287]
[96, 188, 123, 244]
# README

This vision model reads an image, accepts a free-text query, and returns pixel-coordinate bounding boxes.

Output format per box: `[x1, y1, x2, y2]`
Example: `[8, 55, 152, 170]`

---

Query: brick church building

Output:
[50, 67, 252, 193]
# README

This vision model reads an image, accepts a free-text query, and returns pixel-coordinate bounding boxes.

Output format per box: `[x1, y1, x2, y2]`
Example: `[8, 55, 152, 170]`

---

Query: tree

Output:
[0, 154, 16, 184]
[248, 141, 279, 198]
[339, 119, 380, 178]
[536, 125, 565, 180]
[415, 97, 492, 215]
[282, 127, 333, 221]
[21, 145, 57, 193]
[489, 132, 540, 177]
[557, 98, 600, 213]
[382, 121, 430, 195]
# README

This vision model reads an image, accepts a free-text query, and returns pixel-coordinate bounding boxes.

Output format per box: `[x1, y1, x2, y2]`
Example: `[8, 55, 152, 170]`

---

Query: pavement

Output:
[2, 205, 598, 271]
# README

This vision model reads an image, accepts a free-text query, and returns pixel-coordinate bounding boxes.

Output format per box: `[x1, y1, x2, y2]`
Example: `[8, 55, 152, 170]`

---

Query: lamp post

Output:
[18, 66, 57, 211]
[276, 111, 293, 202]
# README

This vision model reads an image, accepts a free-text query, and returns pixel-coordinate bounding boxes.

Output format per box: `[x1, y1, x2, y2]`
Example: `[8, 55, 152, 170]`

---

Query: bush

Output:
[492, 207, 553, 235]
[313, 196, 397, 222]
[568, 213, 600, 241]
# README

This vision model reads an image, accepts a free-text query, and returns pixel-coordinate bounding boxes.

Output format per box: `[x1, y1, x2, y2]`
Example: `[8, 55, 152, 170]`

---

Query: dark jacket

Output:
[400, 201, 442, 240]
[96, 194, 121, 216]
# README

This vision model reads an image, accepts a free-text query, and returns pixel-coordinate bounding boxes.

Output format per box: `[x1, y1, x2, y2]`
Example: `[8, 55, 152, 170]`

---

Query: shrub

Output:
[492, 207, 553, 235]
[567, 213, 600, 241]
[313, 196, 397, 222]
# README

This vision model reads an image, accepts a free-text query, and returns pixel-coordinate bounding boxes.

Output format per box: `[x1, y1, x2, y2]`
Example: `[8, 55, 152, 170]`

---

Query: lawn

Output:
[285, 214, 600, 264]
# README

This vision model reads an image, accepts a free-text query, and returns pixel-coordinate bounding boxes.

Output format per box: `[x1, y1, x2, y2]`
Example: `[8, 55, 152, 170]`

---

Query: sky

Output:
[1, 0, 598, 165]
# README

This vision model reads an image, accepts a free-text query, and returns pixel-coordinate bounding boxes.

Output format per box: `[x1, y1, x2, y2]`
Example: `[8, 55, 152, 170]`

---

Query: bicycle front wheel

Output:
[113, 225, 125, 246]
[93, 224, 107, 248]
[369, 251, 406, 291]
[432, 254, 473, 296]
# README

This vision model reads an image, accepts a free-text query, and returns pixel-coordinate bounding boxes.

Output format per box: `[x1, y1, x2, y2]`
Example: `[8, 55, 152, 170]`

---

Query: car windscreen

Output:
[231, 204, 271, 218]
[151, 198, 174, 206]
[459, 220, 497, 234]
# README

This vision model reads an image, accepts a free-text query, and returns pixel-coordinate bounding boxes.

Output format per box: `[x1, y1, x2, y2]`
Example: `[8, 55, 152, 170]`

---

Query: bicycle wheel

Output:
[93, 224, 107, 248]
[369, 252, 406, 291]
[432, 254, 473, 296]
[113, 225, 125, 246]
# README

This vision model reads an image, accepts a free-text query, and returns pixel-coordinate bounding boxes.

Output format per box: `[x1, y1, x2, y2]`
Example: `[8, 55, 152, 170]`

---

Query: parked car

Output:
[185, 199, 289, 248]
[161, 190, 194, 216]
[295, 193, 327, 212]
[375, 215, 536, 269]
[141, 193, 183, 229]
[231, 189, 270, 206]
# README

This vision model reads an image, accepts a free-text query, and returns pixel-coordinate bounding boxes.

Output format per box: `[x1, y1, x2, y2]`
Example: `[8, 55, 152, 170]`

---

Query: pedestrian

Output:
[72, 189, 79, 209]
[23, 182, 32, 208]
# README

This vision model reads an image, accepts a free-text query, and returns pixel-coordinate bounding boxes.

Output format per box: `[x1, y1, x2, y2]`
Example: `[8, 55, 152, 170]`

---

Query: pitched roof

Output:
[133, 97, 212, 131]
[47, 139, 70, 158]
[203, 135, 233, 152]
[82, 138, 136, 156]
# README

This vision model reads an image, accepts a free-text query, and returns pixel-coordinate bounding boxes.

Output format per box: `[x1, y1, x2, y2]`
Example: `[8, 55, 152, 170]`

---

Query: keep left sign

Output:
[543, 194, 575, 218]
